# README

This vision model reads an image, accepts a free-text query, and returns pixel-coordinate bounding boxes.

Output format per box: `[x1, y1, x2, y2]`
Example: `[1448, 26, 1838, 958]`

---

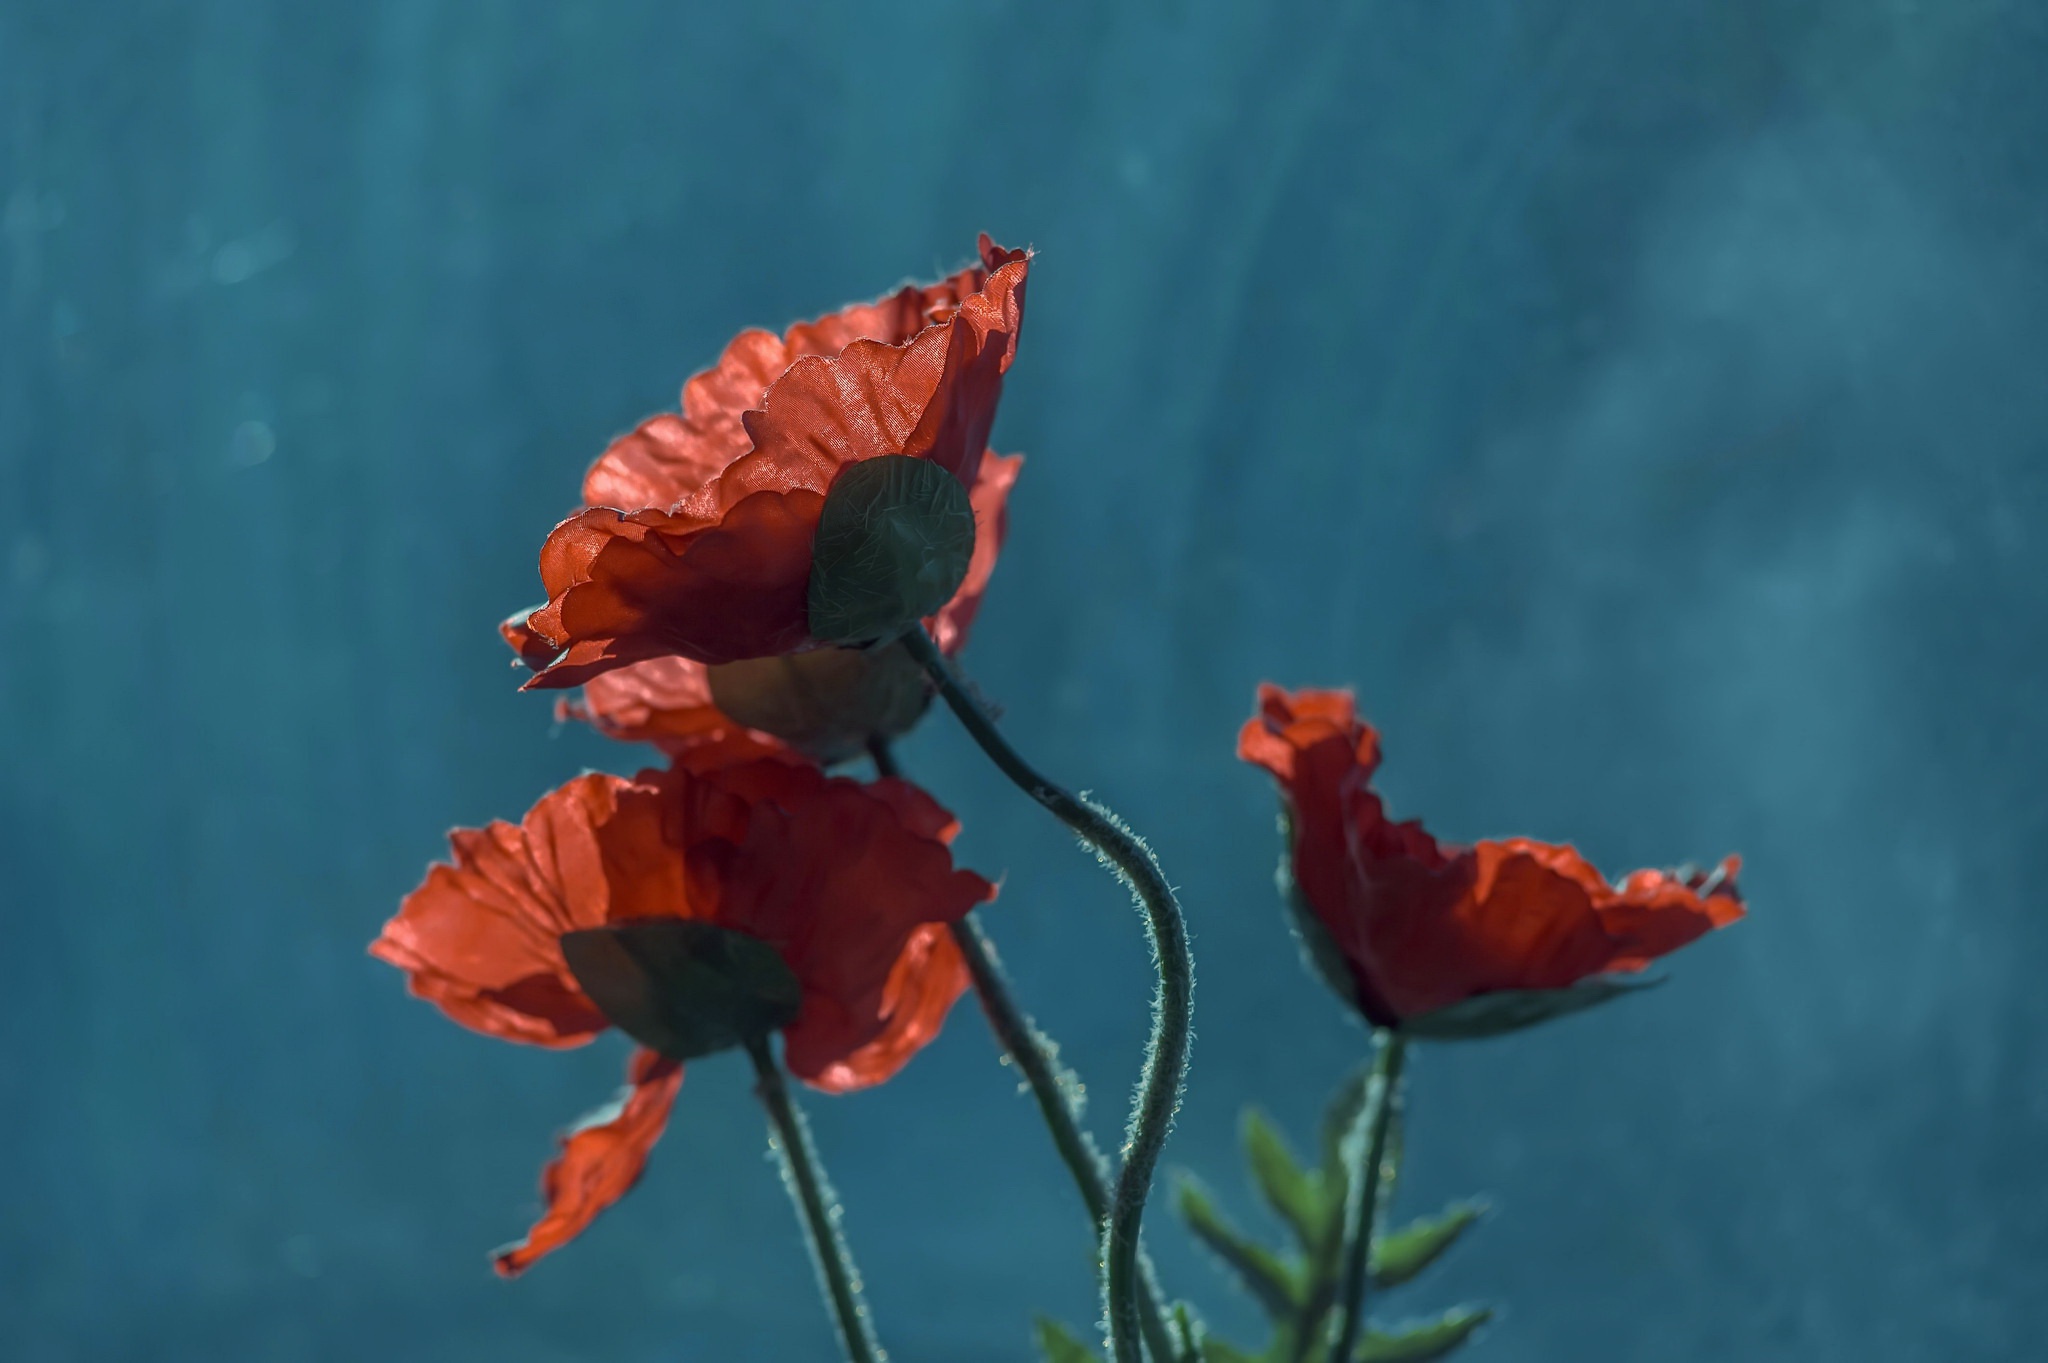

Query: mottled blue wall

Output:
[3, 2, 2045, 1360]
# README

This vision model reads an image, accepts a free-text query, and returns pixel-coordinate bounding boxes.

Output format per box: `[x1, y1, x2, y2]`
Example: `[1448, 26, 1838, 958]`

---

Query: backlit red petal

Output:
[492, 1049, 684, 1276]
[793, 922, 971, 1093]
[370, 774, 641, 1047]
[927, 451, 1021, 657]
[523, 490, 826, 685]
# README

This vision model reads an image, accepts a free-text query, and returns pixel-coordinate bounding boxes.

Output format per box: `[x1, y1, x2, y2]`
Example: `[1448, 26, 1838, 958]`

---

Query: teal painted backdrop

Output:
[3, 1, 2044, 1359]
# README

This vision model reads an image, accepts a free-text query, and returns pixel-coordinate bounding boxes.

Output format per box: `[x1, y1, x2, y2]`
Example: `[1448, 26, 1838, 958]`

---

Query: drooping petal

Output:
[796, 922, 971, 1093]
[492, 1049, 684, 1276]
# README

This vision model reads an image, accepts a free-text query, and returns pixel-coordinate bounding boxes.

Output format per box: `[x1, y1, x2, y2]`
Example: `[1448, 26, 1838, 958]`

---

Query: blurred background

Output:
[4, 1, 2046, 1359]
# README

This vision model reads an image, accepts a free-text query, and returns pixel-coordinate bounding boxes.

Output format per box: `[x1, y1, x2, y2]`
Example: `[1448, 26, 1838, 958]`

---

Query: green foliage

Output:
[1174, 1176, 1304, 1319]
[1356, 1307, 1494, 1362]
[1034, 1317, 1102, 1363]
[1242, 1110, 1324, 1250]
[1371, 1202, 1487, 1290]
[1167, 1072, 1492, 1363]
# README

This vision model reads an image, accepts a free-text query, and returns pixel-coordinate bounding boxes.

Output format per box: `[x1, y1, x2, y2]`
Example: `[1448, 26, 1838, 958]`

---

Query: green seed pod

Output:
[807, 454, 976, 646]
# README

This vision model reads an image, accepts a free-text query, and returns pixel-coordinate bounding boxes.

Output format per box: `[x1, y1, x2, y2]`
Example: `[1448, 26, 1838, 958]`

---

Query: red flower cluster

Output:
[376, 240, 1027, 1273]
[505, 235, 1029, 685]
[1239, 685, 1743, 1034]
[373, 741, 993, 1273]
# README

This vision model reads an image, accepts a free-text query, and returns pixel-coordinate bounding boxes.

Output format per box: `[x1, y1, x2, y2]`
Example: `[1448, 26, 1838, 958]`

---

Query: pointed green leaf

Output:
[1354, 1305, 1493, 1362]
[1173, 1175, 1304, 1321]
[1242, 1109, 1325, 1252]
[1371, 1201, 1488, 1288]
[1198, 1338, 1263, 1363]
[1033, 1317, 1102, 1363]
[1401, 977, 1660, 1040]
[1170, 1301, 1205, 1363]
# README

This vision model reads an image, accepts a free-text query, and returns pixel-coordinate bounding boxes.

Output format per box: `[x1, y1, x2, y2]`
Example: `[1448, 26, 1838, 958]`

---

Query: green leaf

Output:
[807, 453, 976, 645]
[1171, 1301, 1206, 1363]
[1198, 1338, 1264, 1363]
[1371, 1201, 1488, 1288]
[1401, 977, 1659, 1040]
[1355, 1305, 1492, 1362]
[1242, 1109, 1326, 1252]
[559, 920, 802, 1061]
[1033, 1317, 1102, 1363]
[1173, 1175, 1304, 1321]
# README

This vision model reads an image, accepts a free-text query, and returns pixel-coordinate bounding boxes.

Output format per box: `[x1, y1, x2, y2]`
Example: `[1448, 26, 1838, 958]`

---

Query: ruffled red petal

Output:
[1240, 684, 1744, 1026]
[492, 1049, 684, 1276]
[562, 655, 733, 754]
[519, 239, 1029, 683]
[521, 489, 828, 685]
[582, 250, 1007, 513]
[687, 771, 991, 1080]
[927, 450, 1021, 657]
[798, 921, 971, 1093]
[370, 773, 644, 1048]
[555, 451, 1020, 753]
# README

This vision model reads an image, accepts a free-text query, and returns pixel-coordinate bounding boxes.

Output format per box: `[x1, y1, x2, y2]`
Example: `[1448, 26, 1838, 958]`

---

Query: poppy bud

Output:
[807, 454, 976, 647]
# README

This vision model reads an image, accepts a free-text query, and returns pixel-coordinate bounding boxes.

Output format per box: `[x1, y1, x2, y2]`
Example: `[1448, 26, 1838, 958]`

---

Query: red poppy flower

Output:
[370, 746, 994, 1273]
[1238, 684, 1744, 1037]
[508, 235, 1030, 686]
[528, 451, 1022, 764]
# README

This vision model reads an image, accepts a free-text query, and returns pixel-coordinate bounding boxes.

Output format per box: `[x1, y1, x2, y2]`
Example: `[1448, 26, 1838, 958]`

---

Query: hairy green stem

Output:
[744, 1033, 884, 1363]
[870, 737, 1182, 1363]
[1328, 1033, 1407, 1363]
[899, 627, 1195, 1363]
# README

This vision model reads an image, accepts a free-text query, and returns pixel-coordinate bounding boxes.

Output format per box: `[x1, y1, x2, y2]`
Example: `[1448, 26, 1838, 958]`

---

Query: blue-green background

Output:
[4, 2, 2045, 1359]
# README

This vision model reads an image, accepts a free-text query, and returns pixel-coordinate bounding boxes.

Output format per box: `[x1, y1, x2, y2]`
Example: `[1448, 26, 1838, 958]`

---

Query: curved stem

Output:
[1328, 1033, 1407, 1363]
[899, 628, 1195, 1363]
[870, 737, 1182, 1363]
[744, 1033, 884, 1363]
[960, 913, 1188, 1363]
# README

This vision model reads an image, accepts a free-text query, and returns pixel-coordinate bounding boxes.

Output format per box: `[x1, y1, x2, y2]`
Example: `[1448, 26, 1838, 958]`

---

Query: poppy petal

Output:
[522, 489, 827, 683]
[370, 773, 640, 1047]
[492, 1049, 684, 1276]
[927, 451, 1022, 657]
[709, 775, 992, 1079]
[562, 655, 732, 753]
[798, 922, 971, 1093]
[1242, 683, 1744, 1029]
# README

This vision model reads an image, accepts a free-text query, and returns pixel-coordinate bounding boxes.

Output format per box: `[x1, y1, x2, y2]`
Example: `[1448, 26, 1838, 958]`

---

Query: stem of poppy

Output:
[744, 1032, 884, 1363]
[898, 627, 1195, 1363]
[1328, 1032, 1407, 1363]
[869, 737, 1183, 1363]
